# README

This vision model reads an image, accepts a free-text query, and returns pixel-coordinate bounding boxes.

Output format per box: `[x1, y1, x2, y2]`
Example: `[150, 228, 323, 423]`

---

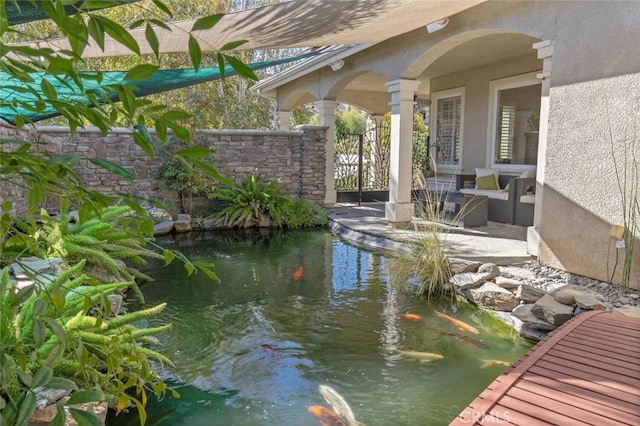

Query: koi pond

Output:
[108, 228, 532, 426]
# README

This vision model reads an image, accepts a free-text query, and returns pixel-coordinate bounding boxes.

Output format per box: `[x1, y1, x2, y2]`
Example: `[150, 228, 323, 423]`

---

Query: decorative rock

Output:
[519, 324, 551, 342]
[478, 263, 501, 279]
[10, 257, 63, 279]
[554, 288, 582, 305]
[153, 220, 174, 236]
[468, 282, 519, 311]
[532, 294, 574, 326]
[495, 276, 522, 290]
[173, 219, 193, 233]
[449, 272, 487, 293]
[512, 304, 558, 331]
[449, 260, 481, 275]
[176, 214, 191, 221]
[574, 293, 610, 311]
[515, 284, 547, 303]
[202, 218, 219, 230]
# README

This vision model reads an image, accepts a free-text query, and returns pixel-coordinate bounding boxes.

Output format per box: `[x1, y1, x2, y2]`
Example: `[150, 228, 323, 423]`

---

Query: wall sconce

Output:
[426, 18, 449, 34]
[329, 59, 345, 71]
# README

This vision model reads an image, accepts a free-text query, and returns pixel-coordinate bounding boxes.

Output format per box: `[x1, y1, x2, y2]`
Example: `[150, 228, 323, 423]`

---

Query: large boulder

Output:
[515, 284, 546, 304]
[532, 294, 574, 326]
[512, 304, 558, 331]
[153, 220, 174, 236]
[468, 282, 519, 311]
[449, 272, 486, 294]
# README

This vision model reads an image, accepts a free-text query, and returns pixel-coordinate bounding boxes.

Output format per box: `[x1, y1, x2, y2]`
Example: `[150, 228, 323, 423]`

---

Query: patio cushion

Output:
[475, 168, 500, 189]
[460, 188, 510, 200]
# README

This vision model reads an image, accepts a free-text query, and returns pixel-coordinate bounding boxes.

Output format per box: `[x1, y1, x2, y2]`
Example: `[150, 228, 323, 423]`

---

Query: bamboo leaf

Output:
[47, 377, 78, 391]
[87, 16, 105, 51]
[145, 23, 160, 57]
[174, 146, 212, 159]
[133, 126, 155, 158]
[188, 35, 202, 71]
[223, 54, 258, 80]
[220, 40, 248, 51]
[191, 14, 224, 31]
[163, 250, 176, 266]
[32, 366, 53, 389]
[125, 64, 159, 82]
[92, 16, 140, 55]
[65, 389, 104, 406]
[191, 159, 233, 186]
[68, 408, 104, 426]
[152, 0, 172, 17]
[15, 391, 36, 426]
[89, 158, 137, 180]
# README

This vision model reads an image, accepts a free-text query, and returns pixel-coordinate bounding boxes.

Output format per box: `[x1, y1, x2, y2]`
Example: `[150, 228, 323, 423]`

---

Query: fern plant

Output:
[0, 262, 173, 425]
[212, 172, 290, 228]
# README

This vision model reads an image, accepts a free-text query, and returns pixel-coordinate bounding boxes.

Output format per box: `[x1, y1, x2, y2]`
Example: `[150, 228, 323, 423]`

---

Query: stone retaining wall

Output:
[0, 124, 328, 216]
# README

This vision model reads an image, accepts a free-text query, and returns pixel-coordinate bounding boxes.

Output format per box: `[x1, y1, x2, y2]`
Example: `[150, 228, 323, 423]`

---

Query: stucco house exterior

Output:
[253, 0, 640, 289]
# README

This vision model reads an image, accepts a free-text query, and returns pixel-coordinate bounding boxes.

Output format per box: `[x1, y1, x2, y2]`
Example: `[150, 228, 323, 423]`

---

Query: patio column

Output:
[276, 110, 292, 130]
[529, 40, 553, 256]
[318, 100, 338, 206]
[385, 79, 421, 223]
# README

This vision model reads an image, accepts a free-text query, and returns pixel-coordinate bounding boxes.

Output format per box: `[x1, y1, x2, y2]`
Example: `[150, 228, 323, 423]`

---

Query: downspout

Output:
[256, 88, 279, 130]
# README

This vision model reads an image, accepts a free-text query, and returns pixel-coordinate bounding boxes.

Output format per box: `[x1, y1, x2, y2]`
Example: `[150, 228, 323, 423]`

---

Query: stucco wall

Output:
[537, 1, 640, 289]
[0, 124, 328, 217]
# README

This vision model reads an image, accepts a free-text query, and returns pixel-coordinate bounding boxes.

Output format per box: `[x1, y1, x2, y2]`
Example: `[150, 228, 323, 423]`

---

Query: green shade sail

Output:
[0, 53, 315, 125]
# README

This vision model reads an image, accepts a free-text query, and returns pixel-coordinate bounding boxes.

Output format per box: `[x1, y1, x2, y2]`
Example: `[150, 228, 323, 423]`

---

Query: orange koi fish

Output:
[400, 313, 422, 321]
[481, 359, 512, 368]
[435, 331, 489, 349]
[433, 310, 479, 334]
[307, 405, 347, 426]
[293, 266, 304, 281]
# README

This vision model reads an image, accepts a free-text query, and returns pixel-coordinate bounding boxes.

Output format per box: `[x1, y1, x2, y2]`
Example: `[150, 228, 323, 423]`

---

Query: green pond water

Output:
[108, 228, 532, 426]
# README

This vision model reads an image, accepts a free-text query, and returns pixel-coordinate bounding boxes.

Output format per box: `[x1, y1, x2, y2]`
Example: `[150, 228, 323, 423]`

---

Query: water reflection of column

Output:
[380, 257, 402, 361]
[323, 231, 334, 293]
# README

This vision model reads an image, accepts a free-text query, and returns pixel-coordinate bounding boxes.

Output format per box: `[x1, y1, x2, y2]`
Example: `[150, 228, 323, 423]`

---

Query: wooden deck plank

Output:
[449, 311, 640, 425]
[545, 347, 640, 378]
[514, 376, 640, 424]
[536, 357, 640, 388]
[556, 338, 640, 365]
[521, 372, 640, 416]
[527, 365, 640, 404]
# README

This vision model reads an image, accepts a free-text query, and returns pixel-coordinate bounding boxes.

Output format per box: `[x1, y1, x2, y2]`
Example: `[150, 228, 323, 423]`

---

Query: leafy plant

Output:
[280, 198, 329, 228]
[212, 172, 290, 228]
[158, 144, 221, 215]
[0, 262, 173, 425]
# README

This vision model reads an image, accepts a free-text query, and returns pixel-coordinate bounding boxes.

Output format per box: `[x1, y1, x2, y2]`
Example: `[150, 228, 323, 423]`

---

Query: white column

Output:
[528, 40, 553, 256]
[317, 100, 338, 206]
[276, 110, 292, 130]
[385, 79, 421, 223]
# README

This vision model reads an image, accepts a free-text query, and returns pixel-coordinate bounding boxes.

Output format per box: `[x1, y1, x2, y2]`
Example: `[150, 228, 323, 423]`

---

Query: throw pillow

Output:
[476, 174, 499, 190]
[519, 169, 536, 179]
[475, 167, 500, 189]
[503, 183, 510, 192]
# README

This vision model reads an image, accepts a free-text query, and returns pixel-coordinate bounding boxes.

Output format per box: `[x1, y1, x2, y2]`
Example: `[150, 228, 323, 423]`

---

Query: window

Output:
[432, 88, 464, 166]
[490, 74, 541, 167]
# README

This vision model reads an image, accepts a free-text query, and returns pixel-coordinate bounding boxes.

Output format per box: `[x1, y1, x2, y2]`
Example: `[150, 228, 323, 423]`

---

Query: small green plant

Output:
[212, 172, 290, 228]
[280, 198, 329, 228]
[391, 189, 455, 299]
[0, 262, 172, 425]
[158, 146, 221, 215]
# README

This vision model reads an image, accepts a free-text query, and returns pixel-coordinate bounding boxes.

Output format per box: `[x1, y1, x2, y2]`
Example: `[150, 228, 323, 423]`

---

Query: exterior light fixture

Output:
[329, 59, 345, 71]
[426, 18, 449, 33]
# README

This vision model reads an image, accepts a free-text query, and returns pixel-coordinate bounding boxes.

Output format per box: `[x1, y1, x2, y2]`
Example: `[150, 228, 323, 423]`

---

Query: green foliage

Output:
[212, 173, 289, 228]
[280, 198, 329, 228]
[390, 191, 463, 299]
[212, 172, 327, 228]
[158, 143, 222, 215]
[0, 263, 170, 426]
[335, 107, 366, 136]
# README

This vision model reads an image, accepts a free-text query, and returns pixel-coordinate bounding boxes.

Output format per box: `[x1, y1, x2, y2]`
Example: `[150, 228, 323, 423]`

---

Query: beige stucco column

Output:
[276, 110, 292, 130]
[528, 40, 553, 256]
[385, 79, 420, 222]
[317, 100, 338, 205]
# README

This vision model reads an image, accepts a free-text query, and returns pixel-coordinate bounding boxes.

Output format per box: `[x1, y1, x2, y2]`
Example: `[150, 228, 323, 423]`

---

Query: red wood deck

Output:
[450, 310, 640, 425]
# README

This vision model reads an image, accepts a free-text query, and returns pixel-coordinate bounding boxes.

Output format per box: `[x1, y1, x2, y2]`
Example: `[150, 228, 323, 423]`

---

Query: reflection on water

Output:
[108, 229, 531, 426]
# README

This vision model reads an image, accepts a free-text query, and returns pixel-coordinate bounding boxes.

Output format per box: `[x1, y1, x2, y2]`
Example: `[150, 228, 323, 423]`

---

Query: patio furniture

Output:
[418, 190, 488, 228]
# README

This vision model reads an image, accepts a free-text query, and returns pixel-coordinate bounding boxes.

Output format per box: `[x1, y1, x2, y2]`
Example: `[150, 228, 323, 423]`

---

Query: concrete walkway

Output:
[329, 202, 533, 265]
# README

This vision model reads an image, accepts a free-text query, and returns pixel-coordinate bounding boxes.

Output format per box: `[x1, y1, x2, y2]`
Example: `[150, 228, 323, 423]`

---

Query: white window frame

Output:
[430, 87, 465, 172]
[487, 72, 540, 172]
